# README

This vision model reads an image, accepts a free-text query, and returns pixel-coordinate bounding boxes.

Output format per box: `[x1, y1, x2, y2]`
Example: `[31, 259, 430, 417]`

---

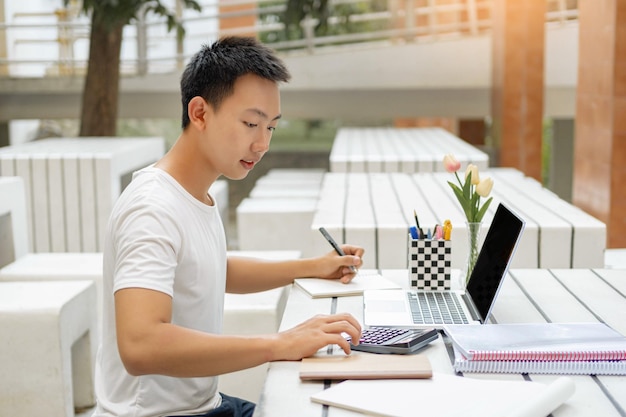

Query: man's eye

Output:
[244, 122, 258, 128]
[268, 126, 276, 132]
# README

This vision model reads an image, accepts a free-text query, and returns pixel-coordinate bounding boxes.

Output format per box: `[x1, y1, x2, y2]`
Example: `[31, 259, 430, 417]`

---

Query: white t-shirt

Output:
[93, 166, 226, 417]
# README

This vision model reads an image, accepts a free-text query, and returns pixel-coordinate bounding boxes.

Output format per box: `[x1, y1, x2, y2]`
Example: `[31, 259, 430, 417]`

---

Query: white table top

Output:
[253, 268, 626, 417]
[310, 170, 606, 270]
[329, 127, 489, 173]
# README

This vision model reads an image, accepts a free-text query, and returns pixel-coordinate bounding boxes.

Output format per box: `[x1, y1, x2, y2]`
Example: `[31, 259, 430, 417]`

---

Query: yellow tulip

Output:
[465, 164, 480, 185]
[476, 177, 494, 197]
[443, 154, 461, 173]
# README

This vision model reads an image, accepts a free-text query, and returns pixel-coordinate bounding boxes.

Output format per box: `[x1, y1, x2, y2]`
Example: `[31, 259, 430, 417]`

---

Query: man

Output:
[93, 36, 363, 417]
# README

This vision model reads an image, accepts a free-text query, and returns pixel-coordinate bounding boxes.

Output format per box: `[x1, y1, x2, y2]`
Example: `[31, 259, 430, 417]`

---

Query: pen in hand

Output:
[318, 227, 358, 274]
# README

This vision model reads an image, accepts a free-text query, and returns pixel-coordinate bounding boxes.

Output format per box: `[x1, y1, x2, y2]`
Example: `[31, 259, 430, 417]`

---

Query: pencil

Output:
[413, 209, 424, 238]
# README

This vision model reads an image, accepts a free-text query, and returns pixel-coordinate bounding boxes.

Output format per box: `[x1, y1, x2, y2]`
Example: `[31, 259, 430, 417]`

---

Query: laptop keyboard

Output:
[407, 292, 469, 325]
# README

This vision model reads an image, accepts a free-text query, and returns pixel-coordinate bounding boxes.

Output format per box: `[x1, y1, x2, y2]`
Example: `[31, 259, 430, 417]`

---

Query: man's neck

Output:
[155, 134, 217, 206]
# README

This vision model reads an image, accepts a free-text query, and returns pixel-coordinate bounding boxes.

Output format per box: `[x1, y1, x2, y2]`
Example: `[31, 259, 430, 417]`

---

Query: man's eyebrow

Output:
[247, 108, 282, 121]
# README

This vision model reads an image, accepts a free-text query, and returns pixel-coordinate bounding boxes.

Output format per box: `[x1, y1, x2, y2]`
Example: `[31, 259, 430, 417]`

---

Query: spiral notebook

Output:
[445, 322, 626, 361]
[446, 322, 626, 375]
[452, 351, 626, 375]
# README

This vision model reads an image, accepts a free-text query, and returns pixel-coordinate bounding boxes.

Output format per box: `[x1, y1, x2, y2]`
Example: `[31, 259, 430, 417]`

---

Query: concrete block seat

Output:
[236, 169, 326, 258]
[260, 168, 326, 181]
[0, 177, 228, 333]
[249, 182, 321, 199]
[0, 280, 97, 417]
[0, 137, 166, 253]
[236, 197, 319, 258]
[0, 252, 104, 331]
[248, 168, 323, 199]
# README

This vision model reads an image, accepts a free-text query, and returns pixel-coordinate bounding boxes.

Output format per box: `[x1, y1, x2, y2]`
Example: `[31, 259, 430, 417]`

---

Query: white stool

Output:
[0, 280, 97, 417]
[236, 198, 319, 257]
[0, 252, 104, 336]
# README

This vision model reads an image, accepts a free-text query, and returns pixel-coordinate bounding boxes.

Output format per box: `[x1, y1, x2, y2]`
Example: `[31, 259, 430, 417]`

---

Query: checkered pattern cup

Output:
[408, 236, 452, 290]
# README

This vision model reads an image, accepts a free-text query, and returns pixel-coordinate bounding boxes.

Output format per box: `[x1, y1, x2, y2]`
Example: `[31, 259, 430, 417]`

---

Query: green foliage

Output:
[270, 119, 338, 151]
[115, 118, 339, 152]
[542, 118, 553, 188]
[64, 0, 201, 34]
[447, 171, 493, 223]
[259, 0, 389, 45]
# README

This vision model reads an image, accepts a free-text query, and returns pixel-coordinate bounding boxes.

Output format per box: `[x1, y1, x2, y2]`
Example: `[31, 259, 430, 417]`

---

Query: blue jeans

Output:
[169, 393, 255, 417]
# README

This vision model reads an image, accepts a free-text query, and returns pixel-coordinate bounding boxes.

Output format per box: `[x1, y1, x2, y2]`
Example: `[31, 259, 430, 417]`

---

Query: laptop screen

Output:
[465, 203, 525, 322]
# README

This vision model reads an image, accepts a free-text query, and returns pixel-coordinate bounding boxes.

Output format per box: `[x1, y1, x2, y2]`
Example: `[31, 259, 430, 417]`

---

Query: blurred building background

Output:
[1, 0, 625, 248]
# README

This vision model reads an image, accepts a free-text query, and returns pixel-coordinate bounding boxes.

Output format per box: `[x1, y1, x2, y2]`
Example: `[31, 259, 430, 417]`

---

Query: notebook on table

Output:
[446, 322, 626, 361]
[363, 203, 525, 329]
[447, 322, 626, 375]
[310, 373, 576, 417]
[299, 352, 432, 380]
[294, 271, 400, 298]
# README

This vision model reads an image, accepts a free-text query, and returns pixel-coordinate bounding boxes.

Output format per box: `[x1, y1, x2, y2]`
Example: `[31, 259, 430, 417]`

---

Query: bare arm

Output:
[115, 287, 361, 377]
[225, 244, 364, 293]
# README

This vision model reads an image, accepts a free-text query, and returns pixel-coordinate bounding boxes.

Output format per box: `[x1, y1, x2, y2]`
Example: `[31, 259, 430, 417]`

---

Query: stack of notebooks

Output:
[445, 322, 626, 375]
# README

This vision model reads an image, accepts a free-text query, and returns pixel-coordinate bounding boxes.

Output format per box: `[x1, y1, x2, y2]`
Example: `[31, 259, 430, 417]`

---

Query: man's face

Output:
[203, 73, 281, 180]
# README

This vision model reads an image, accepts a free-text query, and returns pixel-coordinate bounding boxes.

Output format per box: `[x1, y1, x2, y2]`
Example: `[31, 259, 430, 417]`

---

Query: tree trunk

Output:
[79, 9, 124, 137]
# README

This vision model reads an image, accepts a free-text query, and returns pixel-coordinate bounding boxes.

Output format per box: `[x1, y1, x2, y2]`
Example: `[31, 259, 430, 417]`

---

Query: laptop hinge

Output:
[461, 292, 483, 323]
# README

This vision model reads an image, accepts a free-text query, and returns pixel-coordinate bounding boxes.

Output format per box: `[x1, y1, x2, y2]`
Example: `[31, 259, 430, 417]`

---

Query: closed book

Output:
[445, 322, 626, 361]
[300, 352, 432, 380]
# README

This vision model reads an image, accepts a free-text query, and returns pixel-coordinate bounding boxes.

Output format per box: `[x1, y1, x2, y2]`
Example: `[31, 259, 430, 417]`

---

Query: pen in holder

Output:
[408, 233, 452, 290]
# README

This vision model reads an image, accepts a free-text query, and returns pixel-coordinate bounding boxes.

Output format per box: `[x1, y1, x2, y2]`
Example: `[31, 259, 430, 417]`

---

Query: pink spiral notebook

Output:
[445, 322, 626, 361]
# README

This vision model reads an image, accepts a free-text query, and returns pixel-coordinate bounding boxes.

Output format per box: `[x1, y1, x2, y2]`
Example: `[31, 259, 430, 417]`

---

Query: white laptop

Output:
[363, 203, 525, 329]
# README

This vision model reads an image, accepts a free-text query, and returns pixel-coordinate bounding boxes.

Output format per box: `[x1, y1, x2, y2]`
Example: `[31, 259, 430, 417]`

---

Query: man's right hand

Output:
[271, 313, 362, 360]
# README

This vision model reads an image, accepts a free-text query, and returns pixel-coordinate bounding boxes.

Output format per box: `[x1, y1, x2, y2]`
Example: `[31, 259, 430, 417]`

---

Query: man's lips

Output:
[241, 159, 256, 169]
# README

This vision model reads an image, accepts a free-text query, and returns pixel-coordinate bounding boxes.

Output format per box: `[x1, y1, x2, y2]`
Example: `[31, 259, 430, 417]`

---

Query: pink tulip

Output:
[443, 154, 461, 173]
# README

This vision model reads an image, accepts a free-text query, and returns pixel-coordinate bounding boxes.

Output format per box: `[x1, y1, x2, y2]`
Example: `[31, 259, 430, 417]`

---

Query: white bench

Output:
[0, 251, 104, 327]
[236, 198, 319, 257]
[329, 127, 489, 173]
[0, 177, 227, 336]
[310, 170, 606, 270]
[236, 169, 325, 258]
[0, 280, 97, 417]
[248, 168, 324, 199]
[0, 137, 165, 252]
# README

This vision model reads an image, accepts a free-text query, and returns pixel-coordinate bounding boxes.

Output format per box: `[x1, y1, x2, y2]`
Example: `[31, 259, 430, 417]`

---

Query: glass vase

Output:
[460, 222, 482, 287]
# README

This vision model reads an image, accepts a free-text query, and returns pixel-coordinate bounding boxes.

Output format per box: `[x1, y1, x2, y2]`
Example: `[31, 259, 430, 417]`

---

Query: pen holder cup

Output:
[408, 236, 452, 290]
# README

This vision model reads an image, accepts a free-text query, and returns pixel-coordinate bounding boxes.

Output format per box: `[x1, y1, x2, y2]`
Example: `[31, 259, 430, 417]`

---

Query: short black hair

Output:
[179, 36, 291, 129]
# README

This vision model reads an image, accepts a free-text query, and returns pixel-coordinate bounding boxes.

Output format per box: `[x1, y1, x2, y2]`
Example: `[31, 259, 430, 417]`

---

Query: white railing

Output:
[0, 0, 578, 78]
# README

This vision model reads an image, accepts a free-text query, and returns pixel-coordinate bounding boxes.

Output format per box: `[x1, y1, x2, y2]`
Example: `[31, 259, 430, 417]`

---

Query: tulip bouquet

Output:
[442, 154, 494, 223]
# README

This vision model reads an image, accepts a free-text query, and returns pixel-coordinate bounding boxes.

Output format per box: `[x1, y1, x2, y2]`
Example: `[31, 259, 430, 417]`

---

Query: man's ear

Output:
[187, 96, 209, 129]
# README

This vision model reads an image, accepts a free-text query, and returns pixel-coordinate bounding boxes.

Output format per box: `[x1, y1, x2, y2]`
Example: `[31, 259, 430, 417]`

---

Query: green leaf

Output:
[183, 0, 203, 13]
[448, 181, 472, 220]
[462, 172, 472, 200]
[475, 197, 493, 223]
